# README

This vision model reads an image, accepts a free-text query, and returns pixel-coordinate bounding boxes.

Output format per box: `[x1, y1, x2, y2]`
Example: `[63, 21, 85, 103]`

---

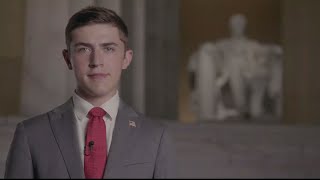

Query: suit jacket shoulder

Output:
[5, 99, 81, 179]
[20, 99, 71, 132]
[106, 101, 177, 178]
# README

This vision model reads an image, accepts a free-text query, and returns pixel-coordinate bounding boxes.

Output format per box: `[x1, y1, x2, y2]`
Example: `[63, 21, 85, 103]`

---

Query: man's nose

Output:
[89, 49, 104, 68]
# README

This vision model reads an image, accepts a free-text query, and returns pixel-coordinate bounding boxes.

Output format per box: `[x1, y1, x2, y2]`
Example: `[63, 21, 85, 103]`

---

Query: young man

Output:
[5, 6, 176, 179]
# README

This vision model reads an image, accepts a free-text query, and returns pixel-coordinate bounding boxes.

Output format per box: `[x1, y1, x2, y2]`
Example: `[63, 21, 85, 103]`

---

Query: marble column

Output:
[130, 0, 146, 114]
[96, 0, 122, 14]
[119, 0, 146, 114]
[20, 0, 93, 117]
[283, 0, 320, 124]
[145, 0, 180, 120]
[69, 0, 95, 15]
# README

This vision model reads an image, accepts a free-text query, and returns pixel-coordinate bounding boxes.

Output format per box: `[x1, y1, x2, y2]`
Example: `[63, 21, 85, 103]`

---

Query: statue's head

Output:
[229, 14, 247, 38]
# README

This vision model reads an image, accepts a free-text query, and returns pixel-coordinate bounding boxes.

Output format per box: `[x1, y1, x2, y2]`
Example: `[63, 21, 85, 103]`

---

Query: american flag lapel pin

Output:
[129, 120, 136, 128]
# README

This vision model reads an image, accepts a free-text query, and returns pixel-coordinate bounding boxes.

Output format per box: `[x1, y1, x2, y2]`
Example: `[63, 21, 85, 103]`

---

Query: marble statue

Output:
[188, 42, 239, 120]
[188, 14, 283, 121]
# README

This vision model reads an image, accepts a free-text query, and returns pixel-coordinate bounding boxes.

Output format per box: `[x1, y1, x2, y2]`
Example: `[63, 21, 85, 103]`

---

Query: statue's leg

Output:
[249, 78, 267, 118]
[275, 95, 282, 118]
[229, 62, 246, 116]
[198, 53, 216, 120]
[214, 86, 226, 120]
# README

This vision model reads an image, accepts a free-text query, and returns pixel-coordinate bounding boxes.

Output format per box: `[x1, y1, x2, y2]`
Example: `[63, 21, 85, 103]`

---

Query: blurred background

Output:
[1, 0, 320, 178]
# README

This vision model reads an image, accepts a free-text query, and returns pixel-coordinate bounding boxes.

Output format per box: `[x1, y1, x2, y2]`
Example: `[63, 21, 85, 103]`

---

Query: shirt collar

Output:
[72, 91, 120, 122]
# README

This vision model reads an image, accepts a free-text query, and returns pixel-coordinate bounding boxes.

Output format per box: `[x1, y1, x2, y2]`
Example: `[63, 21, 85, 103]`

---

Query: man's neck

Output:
[75, 89, 117, 107]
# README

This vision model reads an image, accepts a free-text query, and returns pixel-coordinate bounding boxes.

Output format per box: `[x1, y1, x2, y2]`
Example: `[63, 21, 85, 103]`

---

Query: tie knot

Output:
[88, 107, 106, 118]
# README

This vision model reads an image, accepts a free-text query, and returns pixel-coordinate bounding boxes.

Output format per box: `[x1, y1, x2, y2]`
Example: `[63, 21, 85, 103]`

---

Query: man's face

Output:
[63, 24, 132, 102]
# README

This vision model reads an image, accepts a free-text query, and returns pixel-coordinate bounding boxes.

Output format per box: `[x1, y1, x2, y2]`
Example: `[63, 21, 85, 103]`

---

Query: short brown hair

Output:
[65, 6, 129, 49]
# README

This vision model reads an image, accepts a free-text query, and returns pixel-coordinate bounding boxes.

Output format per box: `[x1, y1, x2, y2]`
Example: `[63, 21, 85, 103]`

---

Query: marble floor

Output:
[1, 117, 320, 178]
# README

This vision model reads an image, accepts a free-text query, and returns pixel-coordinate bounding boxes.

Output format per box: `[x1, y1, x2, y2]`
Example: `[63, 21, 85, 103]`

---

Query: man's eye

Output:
[104, 47, 115, 52]
[77, 47, 91, 53]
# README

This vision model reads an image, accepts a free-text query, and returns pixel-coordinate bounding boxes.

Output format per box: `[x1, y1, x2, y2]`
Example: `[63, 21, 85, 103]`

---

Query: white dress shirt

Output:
[72, 91, 119, 166]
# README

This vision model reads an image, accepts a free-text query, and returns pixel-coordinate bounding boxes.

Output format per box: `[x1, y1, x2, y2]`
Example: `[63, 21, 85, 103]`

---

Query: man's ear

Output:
[63, 49, 73, 70]
[122, 49, 133, 69]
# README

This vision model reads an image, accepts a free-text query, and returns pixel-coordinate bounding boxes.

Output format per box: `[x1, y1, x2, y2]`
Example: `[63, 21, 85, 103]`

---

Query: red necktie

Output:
[84, 107, 107, 179]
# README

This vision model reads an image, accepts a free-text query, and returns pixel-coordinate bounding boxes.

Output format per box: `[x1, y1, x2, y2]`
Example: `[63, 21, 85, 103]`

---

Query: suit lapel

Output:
[103, 100, 140, 178]
[48, 99, 85, 178]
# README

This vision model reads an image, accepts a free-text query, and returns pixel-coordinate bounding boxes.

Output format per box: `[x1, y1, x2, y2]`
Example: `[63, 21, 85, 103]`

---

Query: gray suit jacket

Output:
[4, 99, 177, 178]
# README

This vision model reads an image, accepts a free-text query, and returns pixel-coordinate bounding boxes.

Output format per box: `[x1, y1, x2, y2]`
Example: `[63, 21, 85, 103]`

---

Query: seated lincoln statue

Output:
[188, 14, 283, 121]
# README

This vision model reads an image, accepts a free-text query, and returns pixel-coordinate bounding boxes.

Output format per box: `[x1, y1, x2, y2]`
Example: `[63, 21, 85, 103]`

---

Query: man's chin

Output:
[88, 91, 107, 97]
[88, 89, 114, 98]
[77, 85, 115, 98]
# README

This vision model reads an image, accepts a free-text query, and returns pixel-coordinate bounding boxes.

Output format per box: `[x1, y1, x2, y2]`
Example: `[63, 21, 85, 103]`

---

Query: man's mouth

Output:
[87, 73, 110, 79]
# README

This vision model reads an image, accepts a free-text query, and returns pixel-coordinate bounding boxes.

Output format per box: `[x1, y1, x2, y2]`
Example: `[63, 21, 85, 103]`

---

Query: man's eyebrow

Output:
[73, 42, 92, 47]
[100, 42, 119, 47]
[72, 42, 120, 48]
